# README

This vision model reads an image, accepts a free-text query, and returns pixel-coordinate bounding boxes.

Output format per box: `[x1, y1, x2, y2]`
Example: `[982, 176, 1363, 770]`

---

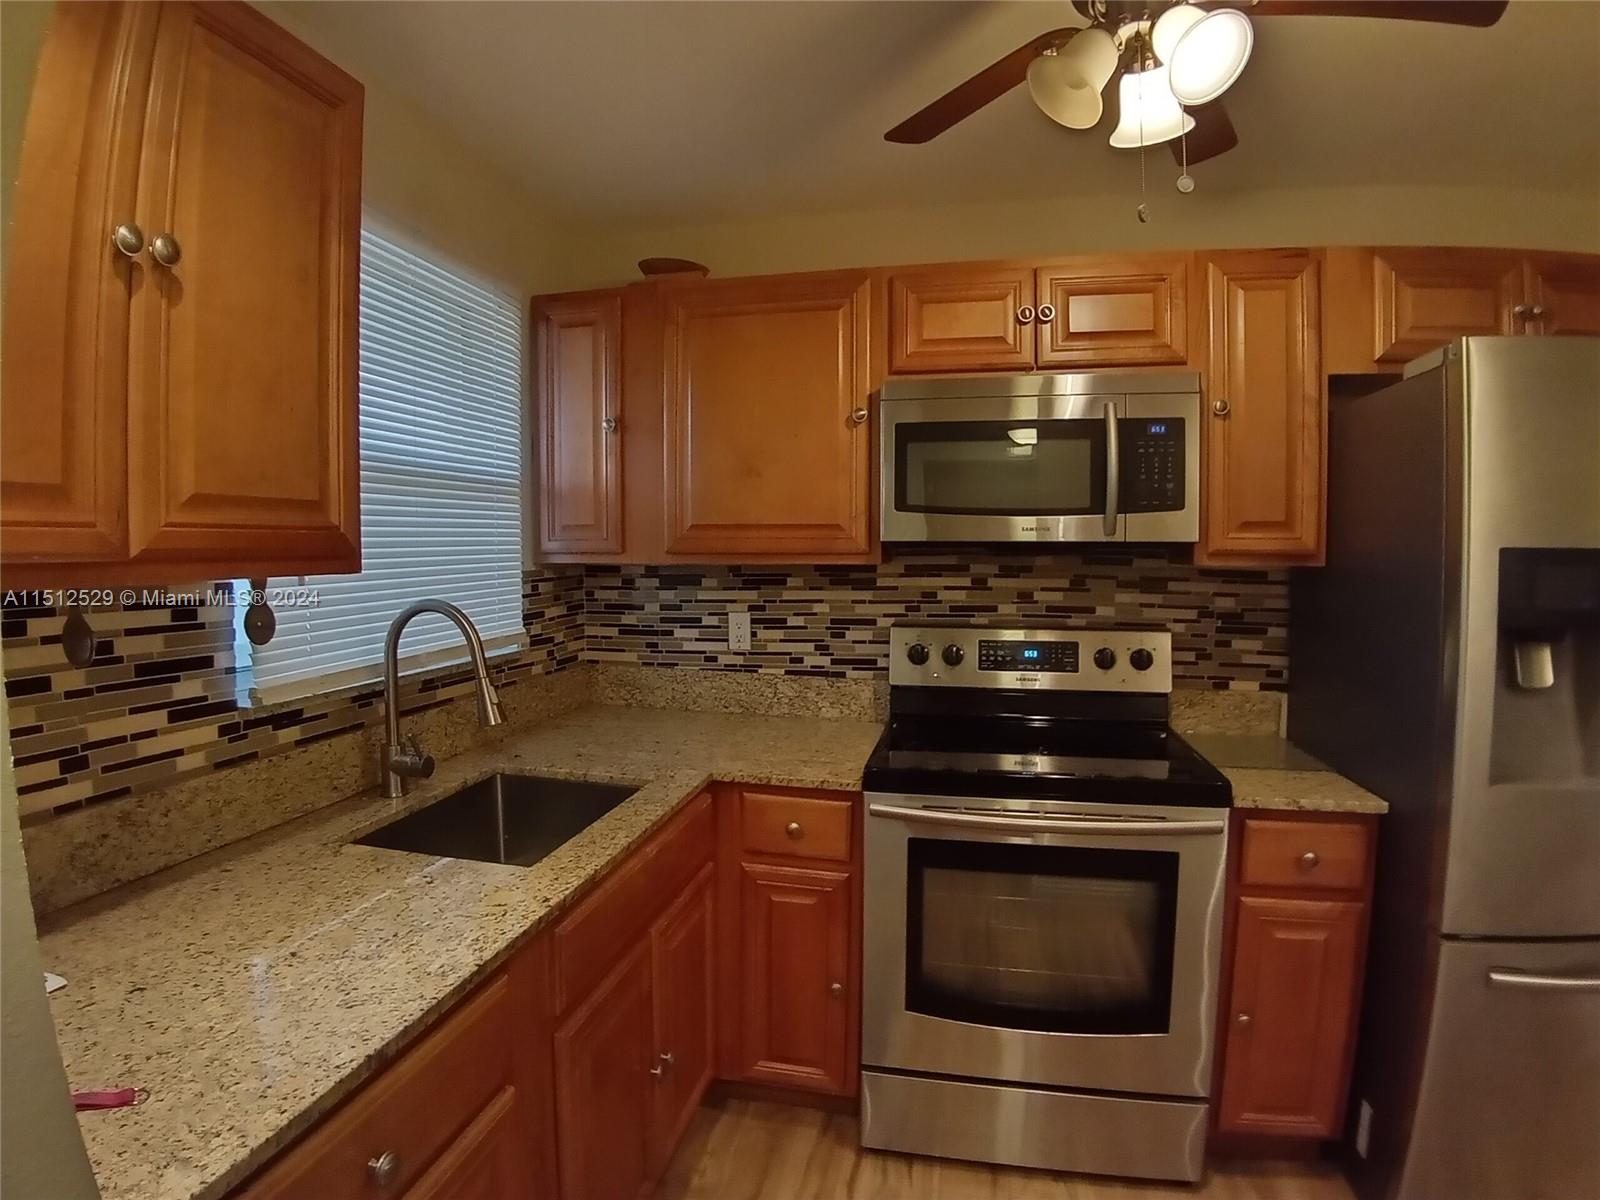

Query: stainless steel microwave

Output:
[879, 373, 1201, 544]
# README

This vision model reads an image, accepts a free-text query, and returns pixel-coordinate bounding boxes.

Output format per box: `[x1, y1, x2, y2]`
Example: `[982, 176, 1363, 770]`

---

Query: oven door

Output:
[862, 793, 1228, 1098]
[880, 393, 1123, 543]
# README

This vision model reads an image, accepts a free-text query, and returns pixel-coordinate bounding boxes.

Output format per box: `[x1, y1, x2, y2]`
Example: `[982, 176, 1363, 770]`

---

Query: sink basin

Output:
[354, 773, 637, 867]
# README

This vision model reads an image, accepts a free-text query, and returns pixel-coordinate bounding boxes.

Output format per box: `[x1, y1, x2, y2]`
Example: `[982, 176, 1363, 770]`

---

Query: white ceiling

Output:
[278, 0, 1600, 227]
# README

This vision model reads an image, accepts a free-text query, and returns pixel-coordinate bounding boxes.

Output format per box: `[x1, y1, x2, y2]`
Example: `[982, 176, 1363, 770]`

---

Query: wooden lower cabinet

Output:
[648, 865, 717, 1177]
[737, 862, 854, 1094]
[402, 1087, 533, 1200]
[1216, 813, 1376, 1143]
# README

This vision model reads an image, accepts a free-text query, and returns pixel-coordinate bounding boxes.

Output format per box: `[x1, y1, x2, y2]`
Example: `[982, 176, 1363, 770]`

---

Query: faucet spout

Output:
[382, 600, 506, 798]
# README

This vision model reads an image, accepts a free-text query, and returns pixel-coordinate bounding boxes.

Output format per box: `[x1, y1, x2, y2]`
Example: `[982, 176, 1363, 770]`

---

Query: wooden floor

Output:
[656, 1098, 1356, 1200]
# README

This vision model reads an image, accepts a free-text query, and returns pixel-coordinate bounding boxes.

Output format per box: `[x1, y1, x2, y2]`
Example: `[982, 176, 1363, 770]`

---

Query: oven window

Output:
[905, 838, 1177, 1034]
[894, 420, 1106, 516]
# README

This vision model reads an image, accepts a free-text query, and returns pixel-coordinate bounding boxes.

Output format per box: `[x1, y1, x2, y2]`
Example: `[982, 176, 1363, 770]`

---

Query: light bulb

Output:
[1168, 9, 1254, 106]
[1108, 63, 1195, 149]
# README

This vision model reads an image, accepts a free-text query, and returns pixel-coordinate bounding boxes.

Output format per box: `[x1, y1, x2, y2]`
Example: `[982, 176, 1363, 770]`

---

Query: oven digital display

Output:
[977, 640, 1079, 673]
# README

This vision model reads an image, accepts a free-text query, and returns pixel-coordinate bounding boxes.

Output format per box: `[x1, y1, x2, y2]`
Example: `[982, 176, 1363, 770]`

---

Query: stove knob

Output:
[1093, 646, 1117, 671]
[941, 643, 965, 667]
[1130, 648, 1155, 672]
[906, 642, 930, 666]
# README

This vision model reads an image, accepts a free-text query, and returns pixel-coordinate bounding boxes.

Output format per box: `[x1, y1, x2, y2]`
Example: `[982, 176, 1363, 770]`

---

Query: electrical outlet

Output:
[1355, 1099, 1373, 1159]
[728, 610, 752, 652]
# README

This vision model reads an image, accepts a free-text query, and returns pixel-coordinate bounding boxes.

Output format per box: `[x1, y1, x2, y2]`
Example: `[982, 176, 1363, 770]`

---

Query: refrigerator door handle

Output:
[1487, 968, 1600, 993]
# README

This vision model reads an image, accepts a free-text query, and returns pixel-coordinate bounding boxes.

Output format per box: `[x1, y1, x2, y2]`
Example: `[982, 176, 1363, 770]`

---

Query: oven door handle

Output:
[867, 803, 1224, 837]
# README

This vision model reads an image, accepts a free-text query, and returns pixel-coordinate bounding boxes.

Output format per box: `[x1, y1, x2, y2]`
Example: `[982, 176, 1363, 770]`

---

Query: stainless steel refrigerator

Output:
[1290, 336, 1599, 1200]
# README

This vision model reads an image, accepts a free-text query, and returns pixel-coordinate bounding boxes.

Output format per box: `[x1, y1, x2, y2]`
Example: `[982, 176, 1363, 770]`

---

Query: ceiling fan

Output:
[885, 0, 1511, 169]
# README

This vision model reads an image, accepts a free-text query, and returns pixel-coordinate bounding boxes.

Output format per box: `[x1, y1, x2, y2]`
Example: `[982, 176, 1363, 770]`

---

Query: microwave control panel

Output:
[1122, 419, 1185, 513]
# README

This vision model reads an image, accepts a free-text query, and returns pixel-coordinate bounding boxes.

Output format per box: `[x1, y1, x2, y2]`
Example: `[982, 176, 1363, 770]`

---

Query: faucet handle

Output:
[387, 737, 435, 781]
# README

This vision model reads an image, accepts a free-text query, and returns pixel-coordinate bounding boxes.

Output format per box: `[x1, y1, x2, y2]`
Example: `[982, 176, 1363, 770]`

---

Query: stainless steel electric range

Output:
[859, 623, 1231, 1184]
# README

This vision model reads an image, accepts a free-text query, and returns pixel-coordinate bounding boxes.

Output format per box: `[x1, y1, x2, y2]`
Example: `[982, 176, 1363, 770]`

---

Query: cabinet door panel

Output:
[536, 292, 623, 553]
[554, 942, 653, 1200]
[662, 273, 872, 557]
[1200, 251, 1323, 561]
[1036, 256, 1188, 367]
[1526, 253, 1600, 337]
[1218, 896, 1364, 1137]
[1373, 248, 1521, 362]
[0, 3, 157, 567]
[400, 1086, 535, 1200]
[889, 266, 1035, 373]
[649, 865, 715, 1179]
[738, 862, 852, 1094]
[127, 1, 361, 573]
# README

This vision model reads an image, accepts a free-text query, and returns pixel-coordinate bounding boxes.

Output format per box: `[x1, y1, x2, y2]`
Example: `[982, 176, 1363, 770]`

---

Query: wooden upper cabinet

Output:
[661, 272, 874, 559]
[889, 265, 1035, 373]
[535, 291, 623, 554]
[1218, 896, 1365, 1137]
[1373, 248, 1522, 363]
[125, 1, 362, 575]
[1525, 253, 1600, 337]
[1035, 255, 1189, 368]
[1200, 250, 1323, 562]
[1, 1, 362, 585]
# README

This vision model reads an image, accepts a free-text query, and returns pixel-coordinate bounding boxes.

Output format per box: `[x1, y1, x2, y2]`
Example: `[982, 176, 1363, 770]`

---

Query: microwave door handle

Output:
[1103, 401, 1119, 538]
[867, 803, 1224, 837]
[1487, 969, 1600, 992]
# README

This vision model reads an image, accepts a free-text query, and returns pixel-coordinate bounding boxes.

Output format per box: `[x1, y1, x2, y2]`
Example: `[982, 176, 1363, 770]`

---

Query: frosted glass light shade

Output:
[1151, 4, 1205, 65]
[1027, 28, 1119, 130]
[1168, 9, 1254, 105]
[1108, 64, 1195, 149]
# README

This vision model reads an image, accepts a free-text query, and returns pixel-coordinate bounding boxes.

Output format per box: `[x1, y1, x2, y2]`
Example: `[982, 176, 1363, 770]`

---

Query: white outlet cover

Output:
[728, 611, 752, 652]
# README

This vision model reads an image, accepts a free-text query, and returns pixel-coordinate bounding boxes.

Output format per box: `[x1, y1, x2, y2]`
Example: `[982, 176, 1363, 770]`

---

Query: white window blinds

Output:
[239, 226, 526, 704]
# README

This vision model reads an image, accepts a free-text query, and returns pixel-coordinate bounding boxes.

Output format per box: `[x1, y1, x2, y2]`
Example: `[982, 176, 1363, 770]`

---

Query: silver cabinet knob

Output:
[849, 407, 868, 426]
[1299, 850, 1320, 870]
[785, 820, 803, 840]
[1211, 397, 1231, 417]
[112, 222, 145, 258]
[1235, 1012, 1252, 1027]
[830, 981, 844, 996]
[150, 232, 181, 267]
[1512, 303, 1531, 319]
[1016, 305, 1037, 324]
[1529, 304, 1546, 319]
[367, 1150, 400, 1187]
[1037, 303, 1057, 323]
[601, 416, 618, 434]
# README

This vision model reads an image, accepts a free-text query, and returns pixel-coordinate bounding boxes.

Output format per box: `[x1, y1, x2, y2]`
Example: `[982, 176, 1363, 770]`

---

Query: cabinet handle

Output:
[601, 416, 618, 434]
[1037, 303, 1056, 323]
[829, 981, 844, 996]
[650, 1051, 674, 1078]
[1529, 304, 1546, 320]
[785, 820, 804, 840]
[367, 1150, 400, 1187]
[849, 408, 868, 426]
[1235, 1012, 1252, 1027]
[150, 232, 181, 267]
[111, 222, 145, 259]
[1016, 305, 1036, 324]
[1211, 397, 1231, 417]
[1299, 850, 1320, 870]
[1512, 303, 1531, 320]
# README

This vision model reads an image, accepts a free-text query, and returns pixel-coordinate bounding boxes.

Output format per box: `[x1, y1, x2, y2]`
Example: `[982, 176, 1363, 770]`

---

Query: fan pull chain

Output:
[1136, 63, 1149, 224]
[1177, 125, 1195, 194]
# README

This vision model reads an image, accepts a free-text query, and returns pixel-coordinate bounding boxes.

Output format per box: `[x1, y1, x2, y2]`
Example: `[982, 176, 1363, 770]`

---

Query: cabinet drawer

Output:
[740, 789, 852, 862]
[552, 791, 714, 1013]
[1240, 817, 1369, 892]
[239, 972, 514, 1200]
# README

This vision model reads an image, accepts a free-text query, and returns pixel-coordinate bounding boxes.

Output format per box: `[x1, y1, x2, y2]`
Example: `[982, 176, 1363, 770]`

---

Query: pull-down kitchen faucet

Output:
[382, 600, 505, 798]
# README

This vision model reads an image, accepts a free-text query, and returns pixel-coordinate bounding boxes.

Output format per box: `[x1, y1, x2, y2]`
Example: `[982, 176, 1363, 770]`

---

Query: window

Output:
[238, 224, 526, 704]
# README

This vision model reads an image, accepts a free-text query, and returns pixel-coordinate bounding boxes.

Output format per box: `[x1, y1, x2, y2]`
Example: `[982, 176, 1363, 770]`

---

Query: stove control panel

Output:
[891, 625, 1172, 693]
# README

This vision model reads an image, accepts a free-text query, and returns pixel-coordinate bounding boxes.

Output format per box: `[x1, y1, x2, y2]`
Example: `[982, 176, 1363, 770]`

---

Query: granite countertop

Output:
[1186, 733, 1390, 815]
[37, 704, 883, 1200]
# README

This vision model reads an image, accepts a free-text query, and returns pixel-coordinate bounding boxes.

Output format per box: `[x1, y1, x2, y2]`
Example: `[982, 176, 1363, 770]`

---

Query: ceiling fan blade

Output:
[886, 27, 1078, 144]
[1174, 101, 1238, 166]
[1239, 0, 1508, 27]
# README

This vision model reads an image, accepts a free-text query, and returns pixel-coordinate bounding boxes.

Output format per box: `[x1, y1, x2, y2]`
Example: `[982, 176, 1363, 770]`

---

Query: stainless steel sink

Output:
[353, 773, 637, 867]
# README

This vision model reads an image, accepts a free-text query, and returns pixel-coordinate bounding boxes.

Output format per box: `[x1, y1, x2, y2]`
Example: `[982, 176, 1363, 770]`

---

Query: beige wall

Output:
[564, 182, 1600, 287]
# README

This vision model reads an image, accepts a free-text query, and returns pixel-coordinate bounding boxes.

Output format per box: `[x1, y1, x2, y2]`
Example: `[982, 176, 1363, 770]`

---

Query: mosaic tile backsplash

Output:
[3, 568, 585, 818]
[585, 551, 1288, 690]
[5, 551, 1285, 820]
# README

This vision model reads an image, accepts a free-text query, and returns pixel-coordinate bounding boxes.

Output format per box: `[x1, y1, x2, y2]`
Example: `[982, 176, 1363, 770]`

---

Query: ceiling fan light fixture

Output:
[1167, 8, 1254, 106]
[1026, 27, 1119, 130]
[1108, 62, 1195, 149]
[1150, 3, 1205, 65]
